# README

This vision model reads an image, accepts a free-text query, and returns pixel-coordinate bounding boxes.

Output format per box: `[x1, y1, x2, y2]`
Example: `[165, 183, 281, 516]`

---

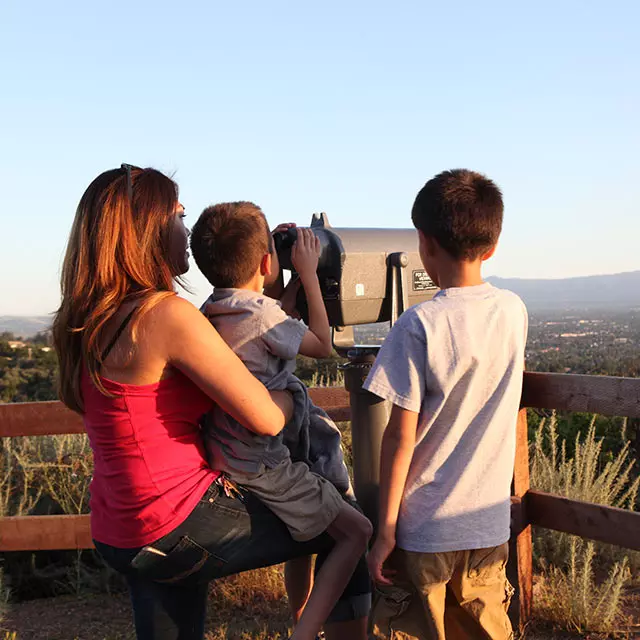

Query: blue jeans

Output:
[94, 479, 371, 639]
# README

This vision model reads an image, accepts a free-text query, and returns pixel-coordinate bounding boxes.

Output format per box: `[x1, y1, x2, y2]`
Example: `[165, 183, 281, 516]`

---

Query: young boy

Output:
[189, 202, 372, 640]
[365, 169, 527, 640]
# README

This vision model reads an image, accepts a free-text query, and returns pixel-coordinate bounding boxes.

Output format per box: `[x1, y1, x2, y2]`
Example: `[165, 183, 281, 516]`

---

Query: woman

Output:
[52, 165, 371, 640]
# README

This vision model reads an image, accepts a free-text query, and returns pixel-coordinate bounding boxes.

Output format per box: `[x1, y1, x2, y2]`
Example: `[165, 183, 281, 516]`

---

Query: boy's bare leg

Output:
[291, 504, 372, 640]
[288, 557, 368, 640]
[285, 556, 314, 623]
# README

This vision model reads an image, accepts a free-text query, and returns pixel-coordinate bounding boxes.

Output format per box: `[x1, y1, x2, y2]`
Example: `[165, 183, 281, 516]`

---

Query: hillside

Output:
[488, 270, 640, 311]
[0, 315, 51, 338]
[2, 271, 639, 330]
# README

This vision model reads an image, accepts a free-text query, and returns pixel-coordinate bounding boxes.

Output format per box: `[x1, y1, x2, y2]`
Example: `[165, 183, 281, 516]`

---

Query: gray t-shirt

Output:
[200, 288, 308, 473]
[364, 283, 528, 553]
[203, 288, 308, 390]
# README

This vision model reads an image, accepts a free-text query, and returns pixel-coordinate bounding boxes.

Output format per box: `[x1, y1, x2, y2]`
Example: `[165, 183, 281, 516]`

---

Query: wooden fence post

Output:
[507, 408, 533, 632]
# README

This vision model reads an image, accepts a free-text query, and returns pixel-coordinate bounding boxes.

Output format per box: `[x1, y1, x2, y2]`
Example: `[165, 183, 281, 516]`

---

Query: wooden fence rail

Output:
[0, 388, 352, 438]
[526, 490, 640, 551]
[0, 387, 352, 554]
[1, 372, 640, 631]
[521, 371, 640, 418]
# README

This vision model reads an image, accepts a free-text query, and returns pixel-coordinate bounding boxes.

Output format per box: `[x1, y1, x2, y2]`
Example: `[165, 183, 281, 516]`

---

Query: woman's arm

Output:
[157, 296, 292, 436]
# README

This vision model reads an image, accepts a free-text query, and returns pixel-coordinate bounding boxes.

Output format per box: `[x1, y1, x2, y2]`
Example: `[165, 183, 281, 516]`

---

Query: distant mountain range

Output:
[1, 271, 638, 336]
[488, 270, 640, 311]
[0, 316, 52, 338]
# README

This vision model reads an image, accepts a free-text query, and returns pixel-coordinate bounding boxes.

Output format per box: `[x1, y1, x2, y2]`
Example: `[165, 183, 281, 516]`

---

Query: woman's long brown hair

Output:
[53, 167, 180, 413]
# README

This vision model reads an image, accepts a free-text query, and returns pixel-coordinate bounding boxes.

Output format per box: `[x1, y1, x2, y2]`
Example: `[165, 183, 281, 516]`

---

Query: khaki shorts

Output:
[370, 543, 514, 640]
[232, 459, 344, 542]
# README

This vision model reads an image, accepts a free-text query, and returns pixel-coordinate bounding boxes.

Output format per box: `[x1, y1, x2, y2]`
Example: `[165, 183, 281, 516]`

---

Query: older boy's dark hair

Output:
[411, 169, 503, 261]
[190, 201, 271, 288]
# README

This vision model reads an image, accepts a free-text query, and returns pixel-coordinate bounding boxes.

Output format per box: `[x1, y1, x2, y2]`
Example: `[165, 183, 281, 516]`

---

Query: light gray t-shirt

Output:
[203, 288, 308, 390]
[364, 283, 528, 553]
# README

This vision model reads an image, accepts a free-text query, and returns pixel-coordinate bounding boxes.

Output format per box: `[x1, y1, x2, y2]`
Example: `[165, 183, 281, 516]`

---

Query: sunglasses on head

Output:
[121, 163, 141, 201]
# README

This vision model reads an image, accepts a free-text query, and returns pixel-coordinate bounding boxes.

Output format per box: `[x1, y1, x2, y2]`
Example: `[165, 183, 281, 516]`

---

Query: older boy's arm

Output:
[367, 405, 418, 585]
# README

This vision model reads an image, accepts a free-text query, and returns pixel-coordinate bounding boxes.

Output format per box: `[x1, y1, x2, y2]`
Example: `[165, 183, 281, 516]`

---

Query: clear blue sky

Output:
[1, 0, 638, 316]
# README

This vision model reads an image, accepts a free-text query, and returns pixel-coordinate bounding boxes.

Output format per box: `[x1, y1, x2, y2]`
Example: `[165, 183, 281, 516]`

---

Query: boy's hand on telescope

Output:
[292, 228, 331, 356]
[291, 228, 320, 281]
[367, 535, 397, 586]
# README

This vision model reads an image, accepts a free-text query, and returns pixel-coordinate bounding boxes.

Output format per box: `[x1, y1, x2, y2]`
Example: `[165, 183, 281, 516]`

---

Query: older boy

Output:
[365, 170, 527, 639]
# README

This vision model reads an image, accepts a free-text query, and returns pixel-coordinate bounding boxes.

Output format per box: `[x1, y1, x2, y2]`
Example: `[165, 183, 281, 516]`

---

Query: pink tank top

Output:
[82, 370, 219, 548]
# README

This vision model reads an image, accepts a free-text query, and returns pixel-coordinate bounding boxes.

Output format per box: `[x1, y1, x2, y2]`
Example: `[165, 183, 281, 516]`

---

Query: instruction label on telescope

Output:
[413, 270, 436, 292]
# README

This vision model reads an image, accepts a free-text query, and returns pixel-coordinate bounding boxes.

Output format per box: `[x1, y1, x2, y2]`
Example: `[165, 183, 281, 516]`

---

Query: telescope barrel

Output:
[273, 215, 437, 327]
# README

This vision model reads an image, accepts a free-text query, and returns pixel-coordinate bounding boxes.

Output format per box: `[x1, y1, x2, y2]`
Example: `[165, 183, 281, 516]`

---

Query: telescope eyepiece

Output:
[272, 227, 298, 253]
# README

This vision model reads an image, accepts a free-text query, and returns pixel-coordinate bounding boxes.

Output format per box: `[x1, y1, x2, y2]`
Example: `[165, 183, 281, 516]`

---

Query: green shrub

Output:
[530, 412, 639, 572]
[528, 410, 637, 463]
[531, 414, 638, 510]
[530, 413, 638, 634]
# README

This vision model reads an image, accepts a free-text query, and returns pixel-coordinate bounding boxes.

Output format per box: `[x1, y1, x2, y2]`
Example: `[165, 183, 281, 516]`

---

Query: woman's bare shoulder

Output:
[143, 294, 211, 339]
[100, 295, 205, 383]
[144, 293, 199, 320]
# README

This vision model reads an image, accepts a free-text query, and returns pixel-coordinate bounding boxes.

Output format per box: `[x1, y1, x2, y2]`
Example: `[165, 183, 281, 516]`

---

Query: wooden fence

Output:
[1, 373, 639, 630]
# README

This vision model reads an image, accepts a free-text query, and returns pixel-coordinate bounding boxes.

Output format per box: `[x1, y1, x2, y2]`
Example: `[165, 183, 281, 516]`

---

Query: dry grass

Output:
[0, 569, 9, 629]
[1, 438, 43, 518]
[531, 414, 638, 513]
[530, 413, 639, 636]
[309, 369, 345, 389]
[535, 539, 631, 636]
[205, 565, 291, 639]
[530, 413, 639, 573]
[1, 434, 93, 519]
[1, 566, 292, 640]
[3, 411, 640, 638]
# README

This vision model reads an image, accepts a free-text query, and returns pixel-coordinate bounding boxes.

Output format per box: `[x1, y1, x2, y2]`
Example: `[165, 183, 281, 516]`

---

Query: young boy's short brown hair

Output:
[190, 201, 272, 288]
[411, 169, 503, 261]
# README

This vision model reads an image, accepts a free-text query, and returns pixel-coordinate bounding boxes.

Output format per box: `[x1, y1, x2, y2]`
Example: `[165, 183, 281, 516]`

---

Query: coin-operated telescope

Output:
[274, 213, 438, 528]
[273, 212, 437, 351]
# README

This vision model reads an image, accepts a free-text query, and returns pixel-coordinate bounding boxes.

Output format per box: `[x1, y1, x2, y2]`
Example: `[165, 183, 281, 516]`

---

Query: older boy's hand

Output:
[367, 535, 397, 585]
[291, 228, 320, 281]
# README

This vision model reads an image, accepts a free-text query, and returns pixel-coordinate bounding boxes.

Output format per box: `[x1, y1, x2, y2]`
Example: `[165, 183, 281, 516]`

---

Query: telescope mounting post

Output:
[341, 252, 410, 530]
